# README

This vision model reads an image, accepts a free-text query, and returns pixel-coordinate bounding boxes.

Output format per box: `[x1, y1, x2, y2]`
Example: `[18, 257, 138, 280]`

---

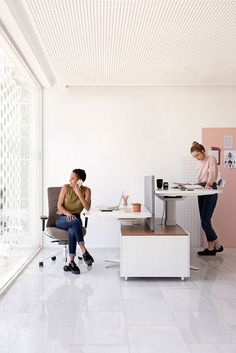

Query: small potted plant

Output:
[132, 202, 141, 212]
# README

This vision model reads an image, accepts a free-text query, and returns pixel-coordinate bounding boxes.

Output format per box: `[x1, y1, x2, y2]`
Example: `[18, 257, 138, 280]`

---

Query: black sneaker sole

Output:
[68, 263, 80, 274]
[84, 260, 93, 265]
[71, 270, 80, 274]
[69, 266, 80, 274]
[215, 246, 224, 253]
[197, 249, 216, 256]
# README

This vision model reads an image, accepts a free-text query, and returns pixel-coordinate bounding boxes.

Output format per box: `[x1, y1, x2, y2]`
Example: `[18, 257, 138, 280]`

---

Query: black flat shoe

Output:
[83, 250, 94, 264]
[197, 248, 216, 256]
[215, 245, 224, 253]
[68, 261, 80, 274]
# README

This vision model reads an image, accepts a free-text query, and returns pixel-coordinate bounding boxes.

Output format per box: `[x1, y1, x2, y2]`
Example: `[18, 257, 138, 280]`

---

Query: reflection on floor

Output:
[0, 246, 40, 291]
[0, 248, 236, 353]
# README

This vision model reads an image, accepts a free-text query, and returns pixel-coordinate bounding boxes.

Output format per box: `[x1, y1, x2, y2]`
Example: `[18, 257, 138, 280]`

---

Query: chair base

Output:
[39, 244, 68, 268]
[38, 245, 89, 270]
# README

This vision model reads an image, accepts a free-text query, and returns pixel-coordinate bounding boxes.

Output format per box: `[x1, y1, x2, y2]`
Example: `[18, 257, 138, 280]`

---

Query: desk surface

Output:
[155, 188, 222, 197]
[84, 206, 152, 219]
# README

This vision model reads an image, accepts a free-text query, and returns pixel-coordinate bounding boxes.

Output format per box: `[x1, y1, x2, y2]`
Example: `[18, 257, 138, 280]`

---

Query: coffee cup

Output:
[156, 179, 163, 189]
[163, 182, 169, 190]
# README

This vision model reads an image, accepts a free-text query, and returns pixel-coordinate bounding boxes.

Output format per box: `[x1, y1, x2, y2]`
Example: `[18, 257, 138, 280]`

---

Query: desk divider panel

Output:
[144, 175, 155, 231]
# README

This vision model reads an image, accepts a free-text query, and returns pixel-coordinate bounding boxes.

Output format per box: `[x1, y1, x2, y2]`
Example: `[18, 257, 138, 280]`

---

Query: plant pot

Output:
[132, 203, 141, 212]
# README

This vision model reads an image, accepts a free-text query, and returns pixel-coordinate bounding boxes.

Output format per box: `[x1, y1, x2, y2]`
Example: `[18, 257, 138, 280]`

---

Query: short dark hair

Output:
[73, 168, 86, 181]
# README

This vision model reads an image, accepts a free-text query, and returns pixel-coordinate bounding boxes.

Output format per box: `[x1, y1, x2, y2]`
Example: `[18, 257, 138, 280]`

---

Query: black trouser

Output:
[198, 183, 218, 242]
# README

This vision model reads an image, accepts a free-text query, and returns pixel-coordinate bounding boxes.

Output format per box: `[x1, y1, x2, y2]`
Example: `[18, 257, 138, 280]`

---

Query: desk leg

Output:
[164, 199, 199, 271]
[165, 200, 177, 225]
[190, 265, 199, 271]
[104, 259, 120, 268]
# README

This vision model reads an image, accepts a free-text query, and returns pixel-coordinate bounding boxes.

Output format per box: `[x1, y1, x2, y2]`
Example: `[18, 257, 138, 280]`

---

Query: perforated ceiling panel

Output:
[22, 0, 236, 85]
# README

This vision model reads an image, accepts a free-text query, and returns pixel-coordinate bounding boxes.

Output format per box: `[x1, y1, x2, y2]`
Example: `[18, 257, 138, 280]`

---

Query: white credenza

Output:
[120, 221, 190, 280]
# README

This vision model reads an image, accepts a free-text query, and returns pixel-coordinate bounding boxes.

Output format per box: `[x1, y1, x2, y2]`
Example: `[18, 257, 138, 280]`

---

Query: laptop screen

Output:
[99, 192, 124, 211]
[117, 192, 124, 209]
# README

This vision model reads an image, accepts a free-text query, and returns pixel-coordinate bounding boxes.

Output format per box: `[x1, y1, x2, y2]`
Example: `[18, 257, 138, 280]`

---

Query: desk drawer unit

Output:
[120, 222, 190, 280]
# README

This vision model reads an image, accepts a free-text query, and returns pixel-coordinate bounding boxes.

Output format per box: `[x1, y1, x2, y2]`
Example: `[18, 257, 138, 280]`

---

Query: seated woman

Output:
[56, 168, 94, 274]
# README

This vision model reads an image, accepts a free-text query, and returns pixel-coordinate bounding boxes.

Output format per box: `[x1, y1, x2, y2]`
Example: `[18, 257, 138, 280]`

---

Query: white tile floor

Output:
[0, 247, 39, 290]
[1, 248, 236, 353]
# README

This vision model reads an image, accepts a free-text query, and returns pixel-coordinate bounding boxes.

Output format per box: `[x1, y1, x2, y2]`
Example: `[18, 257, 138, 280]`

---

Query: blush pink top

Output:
[197, 155, 218, 186]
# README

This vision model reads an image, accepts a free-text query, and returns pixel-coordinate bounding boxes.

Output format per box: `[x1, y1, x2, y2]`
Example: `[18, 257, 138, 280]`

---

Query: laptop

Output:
[99, 193, 123, 212]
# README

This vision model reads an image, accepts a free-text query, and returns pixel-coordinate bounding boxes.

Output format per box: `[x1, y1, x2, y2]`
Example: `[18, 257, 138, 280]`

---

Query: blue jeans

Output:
[198, 193, 218, 242]
[56, 214, 84, 256]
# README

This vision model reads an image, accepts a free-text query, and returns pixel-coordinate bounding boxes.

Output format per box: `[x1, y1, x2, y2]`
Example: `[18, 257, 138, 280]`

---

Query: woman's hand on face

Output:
[72, 184, 79, 194]
[73, 183, 82, 195]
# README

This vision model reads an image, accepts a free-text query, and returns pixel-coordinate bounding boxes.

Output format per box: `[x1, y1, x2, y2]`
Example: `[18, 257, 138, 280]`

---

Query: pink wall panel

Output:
[202, 128, 236, 247]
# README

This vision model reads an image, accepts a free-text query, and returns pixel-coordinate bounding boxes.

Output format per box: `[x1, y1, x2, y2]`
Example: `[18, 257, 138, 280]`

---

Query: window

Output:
[0, 35, 42, 292]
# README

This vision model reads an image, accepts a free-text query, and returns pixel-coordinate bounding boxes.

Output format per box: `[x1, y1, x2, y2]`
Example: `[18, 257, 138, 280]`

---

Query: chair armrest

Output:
[40, 215, 48, 231]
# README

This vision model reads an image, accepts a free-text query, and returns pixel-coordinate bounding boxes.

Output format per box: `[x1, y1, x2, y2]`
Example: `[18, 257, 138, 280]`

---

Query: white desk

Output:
[155, 188, 221, 226]
[84, 206, 152, 219]
[84, 205, 190, 280]
[84, 206, 152, 269]
[120, 221, 190, 280]
[119, 186, 208, 279]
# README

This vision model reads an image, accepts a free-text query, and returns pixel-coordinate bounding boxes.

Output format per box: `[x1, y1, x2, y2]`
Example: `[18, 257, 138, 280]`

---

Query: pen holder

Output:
[122, 194, 129, 206]
[132, 203, 141, 212]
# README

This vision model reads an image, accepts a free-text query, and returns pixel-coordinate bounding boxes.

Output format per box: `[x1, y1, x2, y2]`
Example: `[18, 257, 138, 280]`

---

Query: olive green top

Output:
[57, 184, 86, 215]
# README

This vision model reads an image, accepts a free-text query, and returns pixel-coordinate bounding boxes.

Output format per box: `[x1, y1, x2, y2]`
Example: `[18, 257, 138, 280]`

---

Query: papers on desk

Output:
[173, 183, 204, 190]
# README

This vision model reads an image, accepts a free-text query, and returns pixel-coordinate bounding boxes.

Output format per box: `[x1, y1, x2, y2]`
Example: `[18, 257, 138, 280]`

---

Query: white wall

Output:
[43, 85, 236, 247]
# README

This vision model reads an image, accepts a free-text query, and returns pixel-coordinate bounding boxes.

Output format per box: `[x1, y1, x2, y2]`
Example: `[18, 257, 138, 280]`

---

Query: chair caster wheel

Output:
[39, 261, 44, 268]
[63, 265, 69, 271]
[51, 256, 56, 261]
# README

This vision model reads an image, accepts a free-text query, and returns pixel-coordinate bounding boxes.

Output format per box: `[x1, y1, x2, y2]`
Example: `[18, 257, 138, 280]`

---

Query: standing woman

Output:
[191, 142, 223, 255]
[56, 168, 94, 274]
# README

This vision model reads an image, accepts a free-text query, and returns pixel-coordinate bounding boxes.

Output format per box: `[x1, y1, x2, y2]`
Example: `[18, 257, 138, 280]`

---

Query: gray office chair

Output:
[39, 187, 88, 271]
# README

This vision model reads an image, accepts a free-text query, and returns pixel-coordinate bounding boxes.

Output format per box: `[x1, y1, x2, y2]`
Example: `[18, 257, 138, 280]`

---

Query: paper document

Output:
[173, 182, 185, 186]
[173, 183, 204, 190]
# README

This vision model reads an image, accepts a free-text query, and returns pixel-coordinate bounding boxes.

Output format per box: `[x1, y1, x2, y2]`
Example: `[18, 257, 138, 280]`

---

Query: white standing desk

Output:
[155, 187, 222, 272]
[155, 188, 221, 226]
